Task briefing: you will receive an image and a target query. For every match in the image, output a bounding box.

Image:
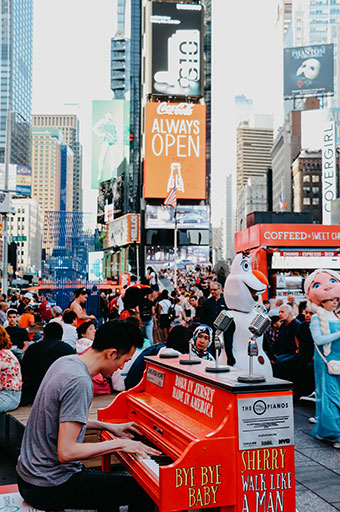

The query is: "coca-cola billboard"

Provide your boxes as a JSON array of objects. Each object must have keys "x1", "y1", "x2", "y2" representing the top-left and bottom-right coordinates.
[
  {"x1": 144, "y1": 102, "x2": 206, "y2": 200},
  {"x1": 147, "y1": 2, "x2": 204, "y2": 97}
]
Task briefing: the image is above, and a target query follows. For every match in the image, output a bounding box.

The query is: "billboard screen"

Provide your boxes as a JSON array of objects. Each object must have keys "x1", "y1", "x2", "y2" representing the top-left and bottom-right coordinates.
[
  {"x1": 148, "y1": 2, "x2": 203, "y2": 97},
  {"x1": 0, "y1": 164, "x2": 32, "y2": 196},
  {"x1": 145, "y1": 205, "x2": 209, "y2": 229},
  {"x1": 146, "y1": 245, "x2": 209, "y2": 268},
  {"x1": 88, "y1": 251, "x2": 104, "y2": 281},
  {"x1": 144, "y1": 102, "x2": 206, "y2": 199},
  {"x1": 284, "y1": 44, "x2": 334, "y2": 98},
  {"x1": 97, "y1": 173, "x2": 125, "y2": 225},
  {"x1": 107, "y1": 214, "x2": 141, "y2": 248},
  {"x1": 322, "y1": 121, "x2": 336, "y2": 225},
  {"x1": 91, "y1": 100, "x2": 130, "y2": 189}
]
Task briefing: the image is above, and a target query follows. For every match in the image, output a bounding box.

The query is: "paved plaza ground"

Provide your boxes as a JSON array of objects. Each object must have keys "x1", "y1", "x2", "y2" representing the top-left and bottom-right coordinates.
[{"x1": 0, "y1": 400, "x2": 340, "y2": 511}]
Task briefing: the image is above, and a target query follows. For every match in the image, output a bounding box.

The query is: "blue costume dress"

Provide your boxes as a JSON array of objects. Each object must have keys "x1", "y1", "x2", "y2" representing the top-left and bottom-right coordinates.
[{"x1": 310, "y1": 313, "x2": 340, "y2": 441}]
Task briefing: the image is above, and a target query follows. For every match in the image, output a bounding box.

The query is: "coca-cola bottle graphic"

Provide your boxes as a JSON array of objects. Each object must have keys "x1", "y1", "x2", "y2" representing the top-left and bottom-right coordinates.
[
  {"x1": 154, "y1": 29, "x2": 200, "y2": 95},
  {"x1": 167, "y1": 163, "x2": 184, "y2": 193}
]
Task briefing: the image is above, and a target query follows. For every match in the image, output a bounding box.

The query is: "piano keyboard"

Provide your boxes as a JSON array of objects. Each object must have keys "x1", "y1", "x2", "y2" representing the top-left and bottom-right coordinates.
[
  {"x1": 136, "y1": 453, "x2": 174, "y2": 480},
  {"x1": 132, "y1": 434, "x2": 173, "y2": 480}
]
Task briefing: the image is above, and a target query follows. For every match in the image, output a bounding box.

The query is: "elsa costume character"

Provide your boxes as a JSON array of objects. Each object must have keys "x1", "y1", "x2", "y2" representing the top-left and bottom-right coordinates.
[{"x1": 305, "y1": 269, "x2": 340, "y2": 448}]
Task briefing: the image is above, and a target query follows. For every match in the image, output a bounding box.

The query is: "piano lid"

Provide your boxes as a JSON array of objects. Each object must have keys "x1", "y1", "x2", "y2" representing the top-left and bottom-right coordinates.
[{"x1": 144, "y1": 356, "x2": 292, "y2": 394}]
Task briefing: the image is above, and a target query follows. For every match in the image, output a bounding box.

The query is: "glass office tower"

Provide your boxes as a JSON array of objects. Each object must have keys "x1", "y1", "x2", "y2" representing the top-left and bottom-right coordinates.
[{"x1": 0, "y1": 0, "x2": 33, "y2": 166}]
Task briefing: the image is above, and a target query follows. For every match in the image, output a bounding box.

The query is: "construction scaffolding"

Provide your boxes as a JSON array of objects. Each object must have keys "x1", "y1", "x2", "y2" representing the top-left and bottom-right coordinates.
[{"x1": 42, "y1": 212, "x2": 96, "y2": 279}]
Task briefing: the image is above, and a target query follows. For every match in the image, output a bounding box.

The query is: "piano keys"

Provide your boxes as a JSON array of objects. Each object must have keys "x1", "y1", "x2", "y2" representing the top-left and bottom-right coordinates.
[{"x1": 98, "y1": 355, "x2": 296, "y2": 512}]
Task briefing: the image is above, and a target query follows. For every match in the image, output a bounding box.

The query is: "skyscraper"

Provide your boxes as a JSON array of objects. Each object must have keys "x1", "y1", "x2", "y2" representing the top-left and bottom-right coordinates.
[
  {"x1": 32, "y1": 115, "x2": 83, "y2": 211},
  {"x1": 110, "y1": 0, "x2": 140, "y2": 214},
  {"x1": 0, "y1": 0, "x2": 33, "y2": 166},
  {"x1": 236, "y1": 121, "x2": 274, "y2": 195},
  {"x1": 31, "y1": 128, "x2": 63, "y2": 221}
]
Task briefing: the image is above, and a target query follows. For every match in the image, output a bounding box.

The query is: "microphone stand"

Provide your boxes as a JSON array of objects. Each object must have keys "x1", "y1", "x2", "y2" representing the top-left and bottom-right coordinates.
[
  {"x1": 237, "y1": 333, "x2": 266, "y2": 383},
  {"x1": 180, "y1": 338, "x2": 201, "y2": 365},
  {"x1": 206, "y1": 329, "x2": 230, "y2": 373}
]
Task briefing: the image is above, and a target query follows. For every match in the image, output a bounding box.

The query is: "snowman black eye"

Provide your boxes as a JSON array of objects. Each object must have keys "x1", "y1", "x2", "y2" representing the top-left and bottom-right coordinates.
[{"x1": 241, "y1": 260, "x2": 250, "y2": 272}]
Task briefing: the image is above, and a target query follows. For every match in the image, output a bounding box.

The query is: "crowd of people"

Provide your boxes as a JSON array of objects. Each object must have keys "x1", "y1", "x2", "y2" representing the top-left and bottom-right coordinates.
[
  {"x1": 0, "y1": 267, "x2": 323, "y2": 415},
  {"x1": 1, "y1": 264, "x2": 340, "y2": 510}
]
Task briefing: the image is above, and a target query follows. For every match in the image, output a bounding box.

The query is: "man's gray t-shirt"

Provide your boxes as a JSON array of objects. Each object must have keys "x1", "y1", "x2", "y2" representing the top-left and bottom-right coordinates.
[{"x1": 16, "y1": 355, "x2": 93, "y2": 487}]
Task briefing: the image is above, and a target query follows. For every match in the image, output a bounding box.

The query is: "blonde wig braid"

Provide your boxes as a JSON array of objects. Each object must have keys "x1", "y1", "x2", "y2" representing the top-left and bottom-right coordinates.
[{"x1": 304, "y1": 269, "x2": 340, "y2": 356}]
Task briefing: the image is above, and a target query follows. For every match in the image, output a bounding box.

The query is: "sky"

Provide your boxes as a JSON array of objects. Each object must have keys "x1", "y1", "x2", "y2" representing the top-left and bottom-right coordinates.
[{"x1": 33, "y1": 0, "x2": 284, "y2": 227}]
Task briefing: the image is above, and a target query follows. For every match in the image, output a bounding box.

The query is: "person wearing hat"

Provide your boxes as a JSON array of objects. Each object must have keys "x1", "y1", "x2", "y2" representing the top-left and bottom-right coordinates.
[
  {"x1": 18, "y1": 293, "x2": 33, "y2": 316},
  {"x1": 191, "y1": 325, "x2": 215, "y2": 361}
]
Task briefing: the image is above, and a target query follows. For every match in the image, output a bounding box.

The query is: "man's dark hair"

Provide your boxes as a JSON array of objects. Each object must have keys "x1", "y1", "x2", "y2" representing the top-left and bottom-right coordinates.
[
  {"x1": 92, "y1": 319, "x2": 144, "y2": 354},
  {"x1": 43, "y1": 322, "x2": 63, "y2": 340},
  {"x1": 160, "y1": 289, "x2": 169, "y2": 300},
  {"x1": 166, "y1": 325, "x2": 191, "y2": 353},
  {"x1": 74, "y1": 288, "x2": 88, "y2": 298},
  {"x1": 298, "y1": 300, "x2": 307, "y2": 316},
  {"x1": 7, "y1": 308, "x2": 18, "y2": 316},
  {"x1": 62, "y1": 310, "x2": 77, "y2": 324},
  {"x1": 77, "y1": 320, "x2": 95, "y2": 338}
]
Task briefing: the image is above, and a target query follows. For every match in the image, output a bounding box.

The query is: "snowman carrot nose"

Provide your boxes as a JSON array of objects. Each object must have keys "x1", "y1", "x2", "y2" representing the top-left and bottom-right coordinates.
[{"x1": 253, "y1": 270, "x2": 269, "y2": 286}]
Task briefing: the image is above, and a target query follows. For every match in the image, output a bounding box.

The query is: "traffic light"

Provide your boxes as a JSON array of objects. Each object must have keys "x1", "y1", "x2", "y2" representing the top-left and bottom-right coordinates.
[{"x1": 8, "y1": 242, "x2": 17, "y2": 274}]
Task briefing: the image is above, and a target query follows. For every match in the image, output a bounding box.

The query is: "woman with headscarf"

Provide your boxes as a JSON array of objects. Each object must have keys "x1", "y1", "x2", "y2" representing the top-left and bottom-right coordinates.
[
  {"x1": 191, "y1": 325, "x2": 215, "y2": 361},
  {"x1": 304, "y1": 268, "x2": 340, "y2": 448}
]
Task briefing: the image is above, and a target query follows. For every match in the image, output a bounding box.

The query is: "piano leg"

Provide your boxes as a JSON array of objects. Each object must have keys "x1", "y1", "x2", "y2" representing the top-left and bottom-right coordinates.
[{"x1": 101, "y1": 453, "x2": 111, "y2": 473}]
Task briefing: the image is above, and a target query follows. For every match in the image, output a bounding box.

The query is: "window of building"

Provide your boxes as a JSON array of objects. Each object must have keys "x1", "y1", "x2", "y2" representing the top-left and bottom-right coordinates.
[
  {"x1": 303, "y1": 187, "x2": 310, "y2": 193},
  {"x1": 312, "y1": 198, "x2": 320, "y2": 205},
  {"x1": 312, "y1": 187, "x2": 319, "y2": 194},
  {"x1": 303, "y1": 175, "x2": 310, "y2": 182},
  {"x1": 303, "y1": 198, "x2": 311, "y2": 205},
  {"x1": 312, "y1": 175, "x2": 320, "y2": 182}
]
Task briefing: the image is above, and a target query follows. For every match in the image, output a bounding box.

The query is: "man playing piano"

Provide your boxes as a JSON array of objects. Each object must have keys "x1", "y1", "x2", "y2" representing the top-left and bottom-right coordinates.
[{"x1": 16, "y1": 320, "x2": 160, "y2": 512}]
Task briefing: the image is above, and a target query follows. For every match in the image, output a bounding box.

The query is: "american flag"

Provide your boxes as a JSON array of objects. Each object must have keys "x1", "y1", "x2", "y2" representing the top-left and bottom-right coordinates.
[{"x1": 164, "y1": 186, "x2": 177, "y2": 208}]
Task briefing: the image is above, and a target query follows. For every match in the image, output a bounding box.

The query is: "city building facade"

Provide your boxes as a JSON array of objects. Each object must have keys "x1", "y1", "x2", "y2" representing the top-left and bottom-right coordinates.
[
  {"x1": 32, "y1": 115, "x2": 83, "y2": 211},
  {"x1": 225, "y1": 174, "x2": 234, "y2": 261},
  {"x1": 236, "y1": 176, "x2": 268, "y2": 232},
  {"x1": 271, "y1": 122, "x2": 293, "y2": 211},
  {"x1": 0, "y1": 0, "x2": 33, "y2": 167},
  {"x1": 9, "y1": 197, "x2": 42, "y2": 275},
  {"x1": 31, "y1": 128, "x2": 63, "y2": 223},
  {"x1": 236, "y1": 121, "x2": 273, "y2": 195},
  {"x1": 291, "y1": 149, "x2": 326, "y2": 223}
]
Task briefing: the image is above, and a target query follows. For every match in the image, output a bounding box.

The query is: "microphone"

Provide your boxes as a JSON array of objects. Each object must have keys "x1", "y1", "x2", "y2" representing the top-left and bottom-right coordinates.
[
  {"x1": 213, "y1": 310, "x2": 234, "y2": 335},
  {"x1": 248, "y1": 312, "x2": 271, "y2": 339},
  {"x1": 237, "y1": 312, "x2": 271, "y2": 383}
]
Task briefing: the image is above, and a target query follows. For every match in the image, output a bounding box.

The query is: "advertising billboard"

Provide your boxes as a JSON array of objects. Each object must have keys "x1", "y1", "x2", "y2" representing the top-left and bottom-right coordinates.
[
  {"x1": 107, "y1": 213, "x2": 141, "y2": 248},
  {"x1": 145, "y1": 205, "x2": 209, "y2": 229},
  {"x1": 97, "y1": 174, "x2": 125, "y2": 225},
  {"x1": 0, "y1": 164, "x2": 32, "y2": 196},
  {"x1": 284, "y1": 44, "x2": 334, "y2": 98},
  {"x1": 322, "y1": 121, "x2": 336, "y2": 225},
  {"x1": 146, "y1": 245, "x2": 209, "y2": 268},
  {"x1": 144, "y1": 102, "x2": 206, "y2": 199},
  {"x1": 91, "y1": 100, "x2": 130, "y2": 189},
  {"x1": 88, "y1": 251, "x2": 104, "y2": 281},
  {"x1": 148, "y1": 2, "x2": 203, "y2": 97}
]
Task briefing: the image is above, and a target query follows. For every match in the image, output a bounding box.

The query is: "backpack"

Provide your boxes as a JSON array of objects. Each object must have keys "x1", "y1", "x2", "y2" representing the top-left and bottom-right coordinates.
[
  {"x1": 140, "y1": 300, "x2": 152, "y2": 322},
  {"x1": 168, "y1": 305, "x2": 176, "y2": 323}
]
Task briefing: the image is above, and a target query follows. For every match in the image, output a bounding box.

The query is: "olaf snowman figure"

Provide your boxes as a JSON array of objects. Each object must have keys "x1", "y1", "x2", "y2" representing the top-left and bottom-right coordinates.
[{"x1": 223, "y1": 251, "x2": 273, "y2": 377}]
